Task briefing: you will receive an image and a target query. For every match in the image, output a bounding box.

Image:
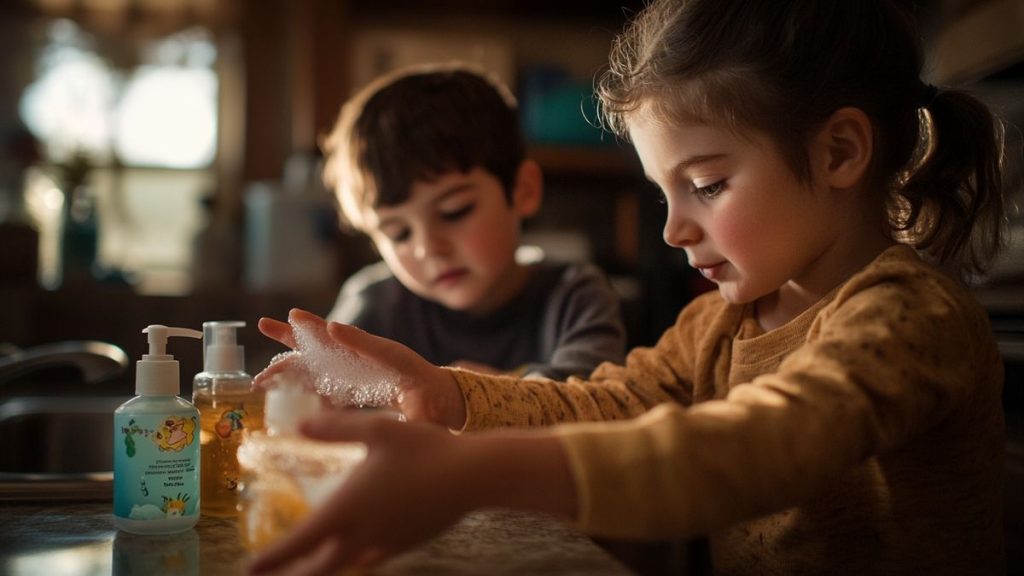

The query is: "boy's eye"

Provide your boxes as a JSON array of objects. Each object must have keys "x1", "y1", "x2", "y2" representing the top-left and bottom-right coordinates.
[
  {"x1": 385, "y1": 227, "x2": 411, "y2": 243},
  {"x1": 441, "y1": 203, "x2": 474, "y2": 221},
  {"x1": 694, "y1": 180, "x2": 725, "y2": 199}
]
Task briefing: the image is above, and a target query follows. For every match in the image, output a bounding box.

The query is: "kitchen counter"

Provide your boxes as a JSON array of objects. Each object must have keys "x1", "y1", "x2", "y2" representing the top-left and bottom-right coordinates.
[{"x1": 0, "y1": 501, "x2": 636, "y2": 575}]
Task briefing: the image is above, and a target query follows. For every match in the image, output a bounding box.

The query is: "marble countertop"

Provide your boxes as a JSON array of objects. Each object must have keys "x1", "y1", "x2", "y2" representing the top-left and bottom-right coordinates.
[{"x1": 0, "y1": 500, "x2": 636, "y2": 575}]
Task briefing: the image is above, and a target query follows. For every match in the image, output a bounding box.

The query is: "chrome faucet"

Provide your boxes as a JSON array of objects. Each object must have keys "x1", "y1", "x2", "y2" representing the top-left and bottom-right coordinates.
[{"x1": 0, "y1": 341, "x2": 129, "y2": 386}]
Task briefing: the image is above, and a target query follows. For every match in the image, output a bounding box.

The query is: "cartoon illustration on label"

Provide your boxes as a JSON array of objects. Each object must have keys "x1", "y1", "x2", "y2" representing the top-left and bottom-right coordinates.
[
  {"x1": 215, "y1": 406, "x2": 248, "y2": 439},
  {"x1": 128, "y1": 491, "x2": 193, "y2": 520},
  {"x1": 121, "y1": 419, "x2": 145, "y2": 458},
  {"x1": 154, "y1": 416, "x2": 197, "y2": 452},
  {"x1": 115, "y1": 411, "x2": 200, "y2": 523},
  {"x1": 162, "y1": 493, "x2": 191, "y2": 517}
]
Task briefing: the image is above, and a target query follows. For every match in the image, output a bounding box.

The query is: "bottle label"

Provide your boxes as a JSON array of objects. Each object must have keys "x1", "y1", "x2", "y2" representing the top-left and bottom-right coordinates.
[
  {"x1": 114, "y1": 412, "x2": 200, "y2": 521},
  {"x1": 196, "y1": 390, "x2": 265, "y2": 514},
  {"x1": 202, "y1": 403, "x2": 250, "y2": 495}
]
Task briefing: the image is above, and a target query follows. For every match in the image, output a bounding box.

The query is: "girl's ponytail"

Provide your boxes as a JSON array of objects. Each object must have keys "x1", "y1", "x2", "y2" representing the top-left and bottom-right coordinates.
[{"x1": 893, "y1": 88, "x2": 1007, "y2": 279}]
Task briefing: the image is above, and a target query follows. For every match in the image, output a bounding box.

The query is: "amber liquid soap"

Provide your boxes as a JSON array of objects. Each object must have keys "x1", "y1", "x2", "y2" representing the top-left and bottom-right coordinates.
[
  {"x1": 195, "y1": 385, "x2": 264, "y2": 516},
  {"x1": 193, "y1": 320, "x2": 263, "y2": 517}
]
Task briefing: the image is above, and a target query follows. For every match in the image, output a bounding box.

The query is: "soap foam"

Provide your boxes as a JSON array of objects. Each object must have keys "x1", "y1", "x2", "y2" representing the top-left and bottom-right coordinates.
[{"x1": 281, "y1": 320, "x2": 400, "y2": 408}]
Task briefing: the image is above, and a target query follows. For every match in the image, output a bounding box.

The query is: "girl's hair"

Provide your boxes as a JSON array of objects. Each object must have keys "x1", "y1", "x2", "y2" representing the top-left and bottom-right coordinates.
[
  {"x1": 322, "y1": 62, "x2": 524, "y2": 230},
  {"x1": 597, "y1": 0, "x2": 1007, "y2": 278}
]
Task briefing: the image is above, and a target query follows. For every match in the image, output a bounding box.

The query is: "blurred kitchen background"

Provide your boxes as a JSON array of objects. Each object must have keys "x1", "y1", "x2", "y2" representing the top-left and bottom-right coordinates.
[{"x1": 0, "y1": 0, "x2": 1020, "y2": 397}]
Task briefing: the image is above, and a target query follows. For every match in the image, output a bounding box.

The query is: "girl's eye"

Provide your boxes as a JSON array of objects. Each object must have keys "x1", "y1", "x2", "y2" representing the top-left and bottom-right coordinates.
[
  {"x1": 694, "y1": 180, "x2": 725, "y2": 199},
  {"x1": 441, "y1": 204, "x2": 474, "y2": 221}
]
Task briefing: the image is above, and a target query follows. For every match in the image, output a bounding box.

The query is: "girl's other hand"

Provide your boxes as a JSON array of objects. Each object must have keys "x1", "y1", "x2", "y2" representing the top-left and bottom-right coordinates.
[{"x1": 246, "y1": 410, "x2": 473, "y2": 575}]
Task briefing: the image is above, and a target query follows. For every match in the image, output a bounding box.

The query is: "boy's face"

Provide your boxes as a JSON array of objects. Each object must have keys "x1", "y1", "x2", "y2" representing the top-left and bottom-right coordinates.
[
  {"x1": 627, "y1": 113, "x2": 854, "y2": 307},
  {"x1": 361, "y1": 165, "x2": 536, "y2": 316}
]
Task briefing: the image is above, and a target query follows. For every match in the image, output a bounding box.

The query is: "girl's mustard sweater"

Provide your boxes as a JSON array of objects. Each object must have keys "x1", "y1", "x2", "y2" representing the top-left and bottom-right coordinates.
[{"x1": 449, "y1": 245, "x2": 1005, "y2": 575}]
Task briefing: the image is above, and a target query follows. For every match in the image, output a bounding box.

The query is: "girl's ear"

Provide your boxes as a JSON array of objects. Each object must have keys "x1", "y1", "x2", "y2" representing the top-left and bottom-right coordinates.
[
  {"x1": 814, "y1": 107, "x2": 873, "y2": 190},
  {"x1": 512, "y1": 159, "x2": 543, "y2": 217}
]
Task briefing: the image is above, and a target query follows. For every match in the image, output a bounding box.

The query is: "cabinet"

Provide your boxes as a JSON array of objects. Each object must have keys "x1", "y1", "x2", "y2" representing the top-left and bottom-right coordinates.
[{"x1": 929, "y1": 0, "x2": 1024, "y2": 84}]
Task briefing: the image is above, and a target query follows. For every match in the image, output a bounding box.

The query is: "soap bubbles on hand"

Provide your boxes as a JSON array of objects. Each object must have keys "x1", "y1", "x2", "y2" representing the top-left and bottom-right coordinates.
[{"x1": 266, "y1": 321, "x2": 401, "y2": 409}]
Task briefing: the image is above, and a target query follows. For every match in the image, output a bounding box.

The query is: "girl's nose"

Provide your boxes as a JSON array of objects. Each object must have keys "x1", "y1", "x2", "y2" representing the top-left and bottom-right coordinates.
[{"x1": 662, "y1": 209, "x2": 701, "y2": 248}]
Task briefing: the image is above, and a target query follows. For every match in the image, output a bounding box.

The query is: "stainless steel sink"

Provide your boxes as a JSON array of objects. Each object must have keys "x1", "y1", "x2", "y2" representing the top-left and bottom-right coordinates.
[
  {"x1": 0, "y1": 395, "x2": 127, "y2": 501},
  {"x1": 0, "y1": 339, "x2": 130, "y2": 500},
  {"x1": 0, "y1": 340, "x2": 129, "y2": 388}
]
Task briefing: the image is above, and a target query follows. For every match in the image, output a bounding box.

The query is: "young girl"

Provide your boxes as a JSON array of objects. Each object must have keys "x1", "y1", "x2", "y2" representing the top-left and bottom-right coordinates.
[{"x1": 249, "y1": 0, "x2": 1008, "y2": 574}]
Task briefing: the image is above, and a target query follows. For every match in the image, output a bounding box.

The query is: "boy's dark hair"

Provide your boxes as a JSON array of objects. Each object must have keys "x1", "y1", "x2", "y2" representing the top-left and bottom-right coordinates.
[
  {"x1": 322, "y1": 62, "x2": 524, "y2": 230},
  {"x1": 597, "y1": 0, "x2": 1006, "y2": 279}
]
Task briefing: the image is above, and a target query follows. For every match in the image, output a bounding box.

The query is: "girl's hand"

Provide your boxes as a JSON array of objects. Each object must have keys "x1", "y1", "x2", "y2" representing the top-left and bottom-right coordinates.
[
  {"x1": 449, "y1": 359, "x2": 505, "y2": 375},
  {"x1": 246, "y1": 409, "x2": 579, "y2": 576},
  {"x1": 253, "y1": 315, "x2": 319, "y2": 394},
  {"x1": 257, "y1": 309, "x2": 467, "y2": 429},
  {"x1": 325, "y1": 319, "x2": 467, "y2": 429},
  {"x1": 246, "y1": 410, "x2": 475, "y2": 575}
]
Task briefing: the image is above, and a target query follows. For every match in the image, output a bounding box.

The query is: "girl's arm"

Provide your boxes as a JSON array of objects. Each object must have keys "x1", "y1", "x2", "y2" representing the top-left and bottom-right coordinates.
[
  {"x1": 258, "y1": 296, "x2": 717, "y2": 432},
  {"x1": 246, "y1": 411, "x2": 576, "y2": 574},
  {"x1": 452, "y1": 292, "x2": 725, "y2": 431}
]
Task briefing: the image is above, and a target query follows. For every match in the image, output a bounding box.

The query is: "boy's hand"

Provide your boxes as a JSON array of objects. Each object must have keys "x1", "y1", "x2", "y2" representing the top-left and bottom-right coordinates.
[{"x1": 257, "y1": 309, "x2": 467, "y2": 429}]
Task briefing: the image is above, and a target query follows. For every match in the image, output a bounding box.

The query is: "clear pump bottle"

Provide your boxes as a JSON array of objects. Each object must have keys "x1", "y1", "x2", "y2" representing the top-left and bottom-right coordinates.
[
  {"x1": 236, "y1": 378, "x2": 366, "y2": 550},
  {"x1": 113, "y1": 325, "x2": 203, "y2": 535},
  {"x1": 193, "y1": 320, "x2": 264, "y2": 517}
]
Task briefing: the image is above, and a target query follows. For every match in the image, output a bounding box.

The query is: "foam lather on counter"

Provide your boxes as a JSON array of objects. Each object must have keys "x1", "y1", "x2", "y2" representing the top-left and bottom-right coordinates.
[{"x1": 274, "y1": 319, "x2": 400, "y2": 408}]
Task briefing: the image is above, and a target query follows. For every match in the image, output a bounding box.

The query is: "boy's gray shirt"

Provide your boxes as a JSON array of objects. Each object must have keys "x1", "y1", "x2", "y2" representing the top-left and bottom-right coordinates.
[{"x1": 327, "y1": 260, "x2": 626, "y2": 380}]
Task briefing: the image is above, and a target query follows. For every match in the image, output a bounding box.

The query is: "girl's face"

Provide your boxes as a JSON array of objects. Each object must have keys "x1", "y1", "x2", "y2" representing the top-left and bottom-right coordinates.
[
  {"x1": 627, "y1": 113, "x2": 855, "y2": 311},
  {"x1": 361, "y1": 166, "x2": 535, "y2": 316}
]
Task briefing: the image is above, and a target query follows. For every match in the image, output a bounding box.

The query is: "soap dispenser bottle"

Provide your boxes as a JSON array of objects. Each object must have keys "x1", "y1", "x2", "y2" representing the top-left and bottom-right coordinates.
[
  {"x1": 193, "y1": 320, "x2": 264, "y2": 517},
  {"x1": 236, "y1": 378, "x2": 367, "y2": 550},
  {"x1": 114, "y1": 325, "x2": 203, "y2": 535}
]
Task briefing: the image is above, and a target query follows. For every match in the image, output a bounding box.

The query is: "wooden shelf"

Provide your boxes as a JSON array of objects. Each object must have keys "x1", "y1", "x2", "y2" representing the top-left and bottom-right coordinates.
[
  {"x1": 930, "y1": 0, "x2": 1024, "y2": 84},
  {"x1": 348, "y1": 0, "x2": 646, "y2": 22},
  {"x1": 528, "y1": 144, "x2": 641, "y2": 177}
]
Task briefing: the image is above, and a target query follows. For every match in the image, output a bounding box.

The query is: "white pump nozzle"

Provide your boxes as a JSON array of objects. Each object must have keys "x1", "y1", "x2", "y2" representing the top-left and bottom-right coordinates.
[
  {"x1": 137, "y1": 325, "x2": 202, "y2": 395},
  {"x1": 202, "y1": 321, "x2": 246, "y2": 373}
]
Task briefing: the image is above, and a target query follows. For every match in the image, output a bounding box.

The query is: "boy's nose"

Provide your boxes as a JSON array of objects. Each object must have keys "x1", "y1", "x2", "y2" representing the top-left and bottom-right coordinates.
[{"x1": 413, "y1": 228, "x2": 451, "y2": 260}]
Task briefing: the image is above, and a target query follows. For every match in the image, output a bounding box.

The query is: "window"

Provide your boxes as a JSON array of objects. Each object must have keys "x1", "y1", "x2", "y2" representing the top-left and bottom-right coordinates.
[{"x1": 20, "y1": 19, "x2": 218, "y2": 294}]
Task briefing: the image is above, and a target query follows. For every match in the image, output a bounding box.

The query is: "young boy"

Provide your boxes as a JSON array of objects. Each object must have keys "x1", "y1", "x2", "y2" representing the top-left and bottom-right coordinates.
[{"x1": 320, "y1": 63, "x2": 626, "y2": 380}]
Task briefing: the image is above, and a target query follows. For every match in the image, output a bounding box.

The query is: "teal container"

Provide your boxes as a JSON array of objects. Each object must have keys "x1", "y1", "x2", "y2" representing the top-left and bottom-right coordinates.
[
  {"x1": 113, "y1": 325, "x2": 203, "y2": 535},
  {"x1": 113, "y1": 397, "x2": 200, "y2": 534},
  {"x1": 520, "y1": 66, "x2": 610, "y2": 147}
]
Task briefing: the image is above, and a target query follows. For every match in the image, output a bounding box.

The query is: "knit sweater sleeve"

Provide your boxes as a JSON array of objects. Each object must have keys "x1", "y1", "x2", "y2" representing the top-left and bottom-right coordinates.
[
  {"x1": 553, "y1": 251, "x2": 1001, "y2": 538},
  {"x1": 448, "y1": 291, "x2": 727, "y2": 430}
]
